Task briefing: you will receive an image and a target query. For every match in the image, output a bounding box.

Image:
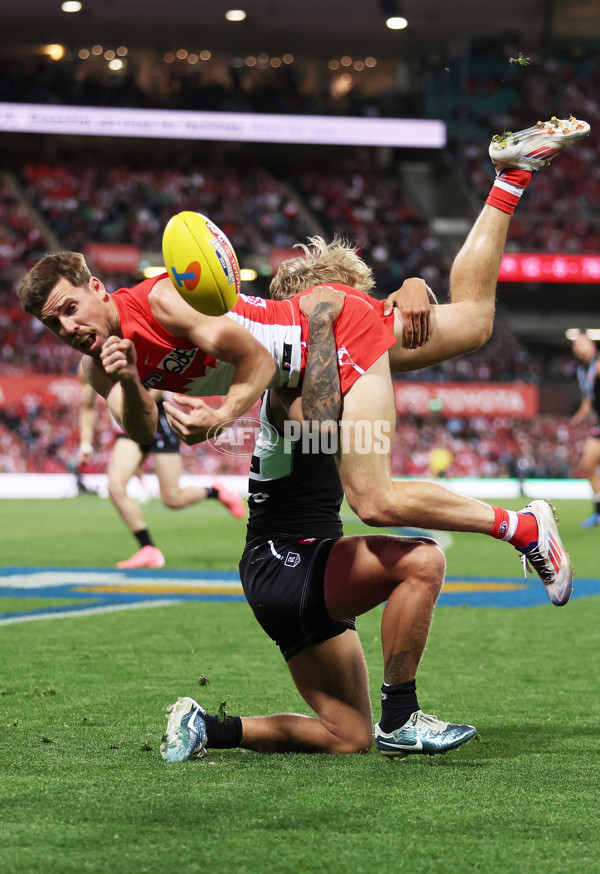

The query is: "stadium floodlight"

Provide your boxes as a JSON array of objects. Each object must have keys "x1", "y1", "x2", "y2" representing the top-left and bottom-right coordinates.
[
  {"x1": 567, "y1": 328, "x2": 600, "y2": 341},
  {"x1": 380, "y1": 0, "x2": 408, "y2": 29}
]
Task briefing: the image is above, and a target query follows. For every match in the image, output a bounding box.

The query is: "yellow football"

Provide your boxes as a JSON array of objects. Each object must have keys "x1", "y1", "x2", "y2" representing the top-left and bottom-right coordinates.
[{"x1": 162, "y1": 211, "x2": 241, "y2": 315}]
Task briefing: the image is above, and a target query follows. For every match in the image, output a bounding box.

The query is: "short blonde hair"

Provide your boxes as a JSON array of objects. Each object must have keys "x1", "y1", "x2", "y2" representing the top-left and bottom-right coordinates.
[{"x1": 270, "y1": 235, "x2": 375, "y2": 300}]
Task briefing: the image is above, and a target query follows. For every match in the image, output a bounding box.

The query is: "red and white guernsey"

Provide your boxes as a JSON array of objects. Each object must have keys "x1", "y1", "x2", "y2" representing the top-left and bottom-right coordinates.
[{"x1": 112, "y1": 275, "x2": 395, "y2": 398}]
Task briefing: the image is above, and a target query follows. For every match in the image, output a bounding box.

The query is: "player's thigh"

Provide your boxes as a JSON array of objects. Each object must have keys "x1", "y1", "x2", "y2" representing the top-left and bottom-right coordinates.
[
  {"x1": 337, "y1": 354, "x2": 396, "y2": 498},
  {"x1": 388, "y1": 301, "x2": 489, "y2": 373},
  {"x1": 580, "y1": 437, "x2": 600, "y2": 470},
  {"x1": 323, "y1": 533, "x2": 443, "y2": 620},
  {"x1": 153, "y1": 451, "x2": 183, "y2": 497},
  {"x1": 287, "y1": 629, "x2": 373, "y2": 747},
  {"x1": 107, "y1": 438, "x2": 144, "y2": 486}
]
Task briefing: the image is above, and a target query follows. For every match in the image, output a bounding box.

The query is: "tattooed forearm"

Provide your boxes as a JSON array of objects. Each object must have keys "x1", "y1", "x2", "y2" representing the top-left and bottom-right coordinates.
[{"x1": 302, "y1": 304, "x2": 341, "y2": 423}]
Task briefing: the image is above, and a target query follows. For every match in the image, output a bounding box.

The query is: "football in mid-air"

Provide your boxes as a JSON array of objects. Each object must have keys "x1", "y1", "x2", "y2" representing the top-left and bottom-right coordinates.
[{"x1": 162, "y1": 211, "x2": 241, "y2": 315}]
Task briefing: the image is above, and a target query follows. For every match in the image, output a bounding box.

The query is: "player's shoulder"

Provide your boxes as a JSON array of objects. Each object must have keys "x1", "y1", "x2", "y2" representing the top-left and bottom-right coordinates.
[
  {"x1": 147, "y1": 276, "x2": 195, "y2": 321},
  {"x1": 114, "y1": 275, "x2": 163, "y2": 320},
  {"x1": 233, "y1": 292, "x2": 287, "y2": 324},
  {"x1": 147, "y1": 275, "x2": 177, "y2": 303}
]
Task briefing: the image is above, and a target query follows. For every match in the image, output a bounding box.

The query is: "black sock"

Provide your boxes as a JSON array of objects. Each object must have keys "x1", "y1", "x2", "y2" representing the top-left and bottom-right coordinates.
[
  {"x1": 379, "y1": 680, "x2": 419, "y2": 733},
  {"x1": 134, "y1": 529, "x2": 153, "y2": 548},
  {"x1": 203, "y1": 713, "x2": 243, "y2": 749},
  {"x1": 205, "y1": 487, "x2": 218, "y2": 499}
]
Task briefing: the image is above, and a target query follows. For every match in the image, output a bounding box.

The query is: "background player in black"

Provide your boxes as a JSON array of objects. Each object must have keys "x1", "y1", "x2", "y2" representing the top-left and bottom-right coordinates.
[
  {"x1": 161, "y1": 287, "x2": 476, "y2": 761},
  {"x1": 571, "y1": 331, "x2": 600, "y2": 528},
  {"x1": 79, "y1": 367, "x2": 245, "y2": 568}
]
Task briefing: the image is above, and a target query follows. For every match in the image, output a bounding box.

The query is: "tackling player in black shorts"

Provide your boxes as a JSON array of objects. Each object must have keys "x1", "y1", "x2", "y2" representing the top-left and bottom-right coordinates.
[
  {"x1": 79, "y1": 375, "x2": 245, "y2": 568},
  {"x1": 161, "y1": 287, "x2": 477, "y2": 760}
]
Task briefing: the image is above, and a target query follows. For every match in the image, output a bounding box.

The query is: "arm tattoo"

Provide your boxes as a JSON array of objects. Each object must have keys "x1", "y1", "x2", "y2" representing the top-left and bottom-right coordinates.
[{"x1": 302, "y1": 303, "x2": 341, "y2": 423}]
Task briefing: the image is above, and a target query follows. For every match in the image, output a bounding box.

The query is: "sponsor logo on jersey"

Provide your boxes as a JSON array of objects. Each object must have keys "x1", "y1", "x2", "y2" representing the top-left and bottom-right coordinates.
[
  {"x1": 285, "y1": 552, "x2": 301, "y2": 568},
  {"x1": 143, "y1": 371, "x2": 165, "y2": 389},
  {"x1": 337, "y1": 344, "x2": 364, "y2": 374},
  {"x1": 499, "y1": 521, "x2": 508, "y2": 537},
  {"x1": 240, "y1": 294, "x2": 267, "y2": 309},
  {"x1": 158, "y1": 348, "x2": 198, "y2": 374},
  {"x1": 298, "y1": 538, "x2": 318, "y2": 544},
  {"x1": 249, "y1": 492, "x2": 270, "y2": 503}
]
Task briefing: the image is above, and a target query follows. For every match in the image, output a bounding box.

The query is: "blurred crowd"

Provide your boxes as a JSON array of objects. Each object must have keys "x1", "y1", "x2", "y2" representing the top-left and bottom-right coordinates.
[
  {"x1": 452, "y1": 44, "x2": 600, "y2": 252},
  {"x1": 391, "y1": 413, "x2": 577, "y2": 480},
  {"x1": 0, "y1": 390, "x2": 588, "y2": 480},
  {"x1": 10, "y1": 152, "x2": 448, "y2": 299}
]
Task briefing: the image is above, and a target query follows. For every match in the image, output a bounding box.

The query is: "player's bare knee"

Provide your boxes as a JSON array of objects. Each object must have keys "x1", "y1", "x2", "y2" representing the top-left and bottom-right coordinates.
[
  {"x1": 408, "y1": 542, "x2": 446, "y2": 594},
  {"x1": 332, "y1": 731, "x2": 373, "y2": 755},
  {"x1": 160, "y1": 491, "x2": 183, "y2": 509},
  {"x1": 107, "y1": 480, "x2": 126, "y2": 501},
  {"x1": 453, "y1": 305, "x2": 494, "y2": 354}
]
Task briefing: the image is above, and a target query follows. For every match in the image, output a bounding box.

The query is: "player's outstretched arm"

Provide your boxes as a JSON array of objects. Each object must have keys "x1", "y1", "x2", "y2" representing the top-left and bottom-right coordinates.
[{"x1": 150, "y1": 280, "x2": 276, "y2": 443}]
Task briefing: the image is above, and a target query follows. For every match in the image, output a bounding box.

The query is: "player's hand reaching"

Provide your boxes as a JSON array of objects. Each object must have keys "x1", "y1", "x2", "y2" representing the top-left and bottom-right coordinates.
[
  {"x1": 163, "y1": 395, "x2": 223, "y2": 445},
  {"x1": 100, "y1": 336, "x2": 140, "y2": 383},
  {"x1": 298, "y1": 286, "x2": 345, "y2": 321},
  {"x1": 383, "y1": 278, "x2": 435, "y2": 349}
]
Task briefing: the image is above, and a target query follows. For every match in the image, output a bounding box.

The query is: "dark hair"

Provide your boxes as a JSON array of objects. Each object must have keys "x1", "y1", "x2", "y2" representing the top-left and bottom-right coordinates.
[{"x1": 17, "y1": 252, "x2": 92, "y2": 314}]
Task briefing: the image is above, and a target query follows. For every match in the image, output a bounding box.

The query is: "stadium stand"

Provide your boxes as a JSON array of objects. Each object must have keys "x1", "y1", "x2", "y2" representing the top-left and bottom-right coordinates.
[{"x1": 1, "y1": 43, "x2": 597, "y2": 480}]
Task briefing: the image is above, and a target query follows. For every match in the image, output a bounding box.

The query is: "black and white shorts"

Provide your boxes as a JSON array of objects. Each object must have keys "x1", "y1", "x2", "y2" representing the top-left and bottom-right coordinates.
[
  {"x1": 239, "y1": 534, "x2": 356, "y2": 662},
  {"x1": 115, "y1": 410, "x2": 179, "y2": 455}
]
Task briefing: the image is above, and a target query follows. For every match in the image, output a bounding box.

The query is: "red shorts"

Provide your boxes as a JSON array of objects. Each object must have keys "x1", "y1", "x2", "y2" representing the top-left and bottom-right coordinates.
[{"x1": 294, "y1": 284, "x2": 396, "y2": 395}]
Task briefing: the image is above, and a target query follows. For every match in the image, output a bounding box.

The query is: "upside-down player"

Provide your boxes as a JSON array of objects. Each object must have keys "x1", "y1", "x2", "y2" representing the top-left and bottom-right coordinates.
[{"x1": 17, "y1": 117, "x2": 589, "y2": 605}]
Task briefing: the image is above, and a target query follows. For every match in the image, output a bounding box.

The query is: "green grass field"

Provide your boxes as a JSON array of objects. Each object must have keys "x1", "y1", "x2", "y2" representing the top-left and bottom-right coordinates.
[{"x1": 1, "y1": 494, "x2": 599, "y2": 874}]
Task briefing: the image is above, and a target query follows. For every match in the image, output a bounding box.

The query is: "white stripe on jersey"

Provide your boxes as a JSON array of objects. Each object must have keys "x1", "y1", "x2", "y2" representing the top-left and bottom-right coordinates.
[
  {"x1": 178, "y1": 359, "x2": 237, "y2": 397},
  {"x1": 249, "y1": 394, "x2": 295, "y2": 482},
  {"x1": 226, "y1": 306, "x2": 302, "y2": 389}
]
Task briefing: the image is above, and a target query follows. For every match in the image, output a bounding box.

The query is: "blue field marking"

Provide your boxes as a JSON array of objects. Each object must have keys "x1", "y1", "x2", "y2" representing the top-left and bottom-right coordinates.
[
  {"x1": 438, "y1": 576, "x2": 599, "y2": 607},
  {"x1": 0, "y1": 567, "x2": 245, "y2": 625},
  {"x1": 0, "y1": 567, "x2": 598, "y2": 624}
]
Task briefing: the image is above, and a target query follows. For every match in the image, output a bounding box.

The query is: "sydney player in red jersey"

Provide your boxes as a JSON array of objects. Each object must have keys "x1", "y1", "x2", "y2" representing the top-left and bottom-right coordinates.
[{"x1": 18, "y1": 116, "x2": 588, "y2": 604}]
